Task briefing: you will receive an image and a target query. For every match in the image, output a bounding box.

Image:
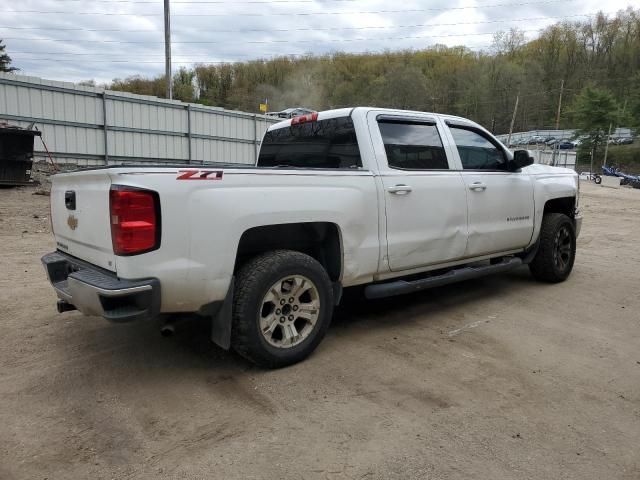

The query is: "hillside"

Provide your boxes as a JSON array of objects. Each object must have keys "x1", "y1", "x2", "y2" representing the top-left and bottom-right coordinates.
[{"x1": 108, "y1": 9, "x2": 640, "y2": 136}]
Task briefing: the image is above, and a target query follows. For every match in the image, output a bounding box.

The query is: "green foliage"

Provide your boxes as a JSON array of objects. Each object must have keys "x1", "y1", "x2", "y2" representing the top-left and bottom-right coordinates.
[
  {"x1": 0, "y1": 39, "x2": 18, "y2": 73},
  {"x1": 173, "y1": 67, "x2": 196, "y2": 103},
  {"x1": 105, "y1": 8, "x2": 640, "y2": 134},
  {"x1": 569, "y1": 87, "x2": 620, "y2": 162},
  {"x1": 577, "y1": 143, "x2": 640, "y2": 174},
  {"x1": 110, "y1": 75, "x2": 166, "y2": 97},
  {"x1": 605, "y1": 143, "x2": 640, "y2": 173},
  {"x1": 627, "y1": 74, "x2": 640, "y2": 133},
  {"x1": 571, "y1": 87, "x2": 619, "y2": 135}
]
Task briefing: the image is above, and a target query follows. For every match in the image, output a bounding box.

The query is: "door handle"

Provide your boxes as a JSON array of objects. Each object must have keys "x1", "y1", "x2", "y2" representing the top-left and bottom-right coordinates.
[
  {"x1": 469, "y1": 182, "x2": 487, "y2": 191},
  {"x1": 387, "y1": 184, "x2": 413, "y2": 195}
]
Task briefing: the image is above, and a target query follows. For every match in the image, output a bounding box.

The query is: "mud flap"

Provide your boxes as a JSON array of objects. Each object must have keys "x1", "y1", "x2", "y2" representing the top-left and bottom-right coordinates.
[{"x1": 210, "y1": 277, "x2": 234, "y2": 350}]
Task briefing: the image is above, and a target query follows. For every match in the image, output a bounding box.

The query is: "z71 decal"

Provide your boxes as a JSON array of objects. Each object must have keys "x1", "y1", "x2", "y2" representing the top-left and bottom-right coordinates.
[{"x1": 177, "y1": 170, "x2": 223, "y2": 180}]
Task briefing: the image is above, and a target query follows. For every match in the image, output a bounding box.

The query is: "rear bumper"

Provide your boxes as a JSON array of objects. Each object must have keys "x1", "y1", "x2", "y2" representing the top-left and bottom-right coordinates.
[{"x1": 41, "y1": 251, "x2": 160, "y2": 322}]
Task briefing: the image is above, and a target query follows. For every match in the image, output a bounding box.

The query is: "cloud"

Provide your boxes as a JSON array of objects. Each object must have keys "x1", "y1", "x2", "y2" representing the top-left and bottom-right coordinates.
[{"x1": 1, "y1": 0, "x2": 634, "y2": 84}]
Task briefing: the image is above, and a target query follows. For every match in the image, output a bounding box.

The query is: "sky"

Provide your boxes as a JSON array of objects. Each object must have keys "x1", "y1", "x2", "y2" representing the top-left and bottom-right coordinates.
[{"x1": 1, "y1": 0, "x2": 635, "y2": 84}]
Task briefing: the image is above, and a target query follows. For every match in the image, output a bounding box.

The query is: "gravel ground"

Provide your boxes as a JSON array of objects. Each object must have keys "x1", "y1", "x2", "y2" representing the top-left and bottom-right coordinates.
[{"x1": 0, "y1": 181, "x2": 638, "y2": 480}]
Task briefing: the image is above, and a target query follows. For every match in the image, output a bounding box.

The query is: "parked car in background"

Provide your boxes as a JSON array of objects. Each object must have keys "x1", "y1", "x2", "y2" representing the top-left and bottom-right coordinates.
[
  {"x1": 528, "y1": 135, "x2": 545, "y2": 144},
  {"x1": 615, "y1": 137, "x2": 634, "y2": 145},
  {"x1": 558, "y1": 141, "x2": 575, "y2": 150},
  {"x1": 545, "y1": 137, "x2": 557, "y2": 146}
]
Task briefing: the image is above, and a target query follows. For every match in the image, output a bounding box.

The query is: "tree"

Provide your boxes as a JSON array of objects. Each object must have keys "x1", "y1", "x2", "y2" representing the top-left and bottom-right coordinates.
[
  {"x1": 173, "y1": 67, "x2": 196, "y2": 102},
  {"x1": 104, "y1": 9, "x2": 639, "y2": 131},
  {"x1": 0, "y1": 39, "x2": 18, "y2": 73},
  {"x1": 628, "y1": 74, "x2": 640, "y2": 134},
  {"x1": 371, "y1": 65, "x2": 429, "y2": 110},
  {"x1": 570, "y1": 87, "x2": 619, "y2": 170}
]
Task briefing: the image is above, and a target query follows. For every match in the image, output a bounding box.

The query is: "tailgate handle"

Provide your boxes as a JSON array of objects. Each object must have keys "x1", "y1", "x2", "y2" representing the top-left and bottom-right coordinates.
[{"x1": 64, "y1": 191, "x2": 76, "y2": 210}]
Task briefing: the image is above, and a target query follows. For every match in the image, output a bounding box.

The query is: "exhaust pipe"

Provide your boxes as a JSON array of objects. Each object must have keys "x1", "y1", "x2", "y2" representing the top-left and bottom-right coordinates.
[
  {"x1": 160, "y1": 323, "x2": 175, "y2": 337},
  {"x1": 57, "y1": 300, "x2": 77, "y2": 313},
  {"x1": 159, "y1": 314, "x2": 192, "y2": 337}
]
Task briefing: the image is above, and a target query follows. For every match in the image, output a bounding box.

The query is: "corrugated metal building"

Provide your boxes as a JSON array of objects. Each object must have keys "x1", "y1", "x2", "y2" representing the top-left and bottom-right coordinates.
[{"x1": 0, "y1": 73, "x2": 278, "y2": 167}]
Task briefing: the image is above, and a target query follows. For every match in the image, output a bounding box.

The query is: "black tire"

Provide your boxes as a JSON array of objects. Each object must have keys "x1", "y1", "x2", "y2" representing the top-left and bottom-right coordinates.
[
  {"x1": 594, "y1": 175, "x2": 602, "y2": 184},
  {"x1": 529, "y1": 213, "x2": 576, "y2": 283},
  {"x1": 231, "y1": 250, "x2": 334, "y2": 368}
]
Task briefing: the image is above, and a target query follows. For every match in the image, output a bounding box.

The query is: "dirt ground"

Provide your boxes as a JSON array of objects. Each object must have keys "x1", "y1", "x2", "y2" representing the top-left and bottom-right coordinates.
[{"x1": 0, "y1": 181, "x2": 638, "y2": 480}]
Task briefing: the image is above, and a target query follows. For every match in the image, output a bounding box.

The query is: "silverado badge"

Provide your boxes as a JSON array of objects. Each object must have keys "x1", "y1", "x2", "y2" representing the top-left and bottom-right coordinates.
[{"x1": 67, "y1": 215, "x2": 78, "y2": 231}]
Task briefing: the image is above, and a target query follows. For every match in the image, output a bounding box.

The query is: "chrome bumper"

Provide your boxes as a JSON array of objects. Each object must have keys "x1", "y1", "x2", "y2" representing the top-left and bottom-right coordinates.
[{"x1": 41, "y1": 251, "x2": 160, "y2": 322}]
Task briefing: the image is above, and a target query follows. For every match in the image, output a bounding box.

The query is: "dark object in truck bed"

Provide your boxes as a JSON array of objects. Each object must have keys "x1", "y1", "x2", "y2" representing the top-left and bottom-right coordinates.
[{"x1": 0, "y1": 123, "x2": 42, "y2": 186}]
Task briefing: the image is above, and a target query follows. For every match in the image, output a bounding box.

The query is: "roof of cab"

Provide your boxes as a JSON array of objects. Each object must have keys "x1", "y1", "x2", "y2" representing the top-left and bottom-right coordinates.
[
  {"x1": 266, "y1": 106, "x2": 481, "y2": 131},
  {"x1": 267, "y1": 108, "x2": 354, "y2": 131}
]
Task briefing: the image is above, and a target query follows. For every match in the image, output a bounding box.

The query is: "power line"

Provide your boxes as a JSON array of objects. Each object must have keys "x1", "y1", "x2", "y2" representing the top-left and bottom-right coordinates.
[
  {"x1": 5, "y1": 47, "x2": 491, "y2": 56},
  {"x1": 4, "y1": 0, "x2": 581, "y2": 16},
  {"x1": 1, "y1": 29, "x2": 541, "y2": 45},
  {"x1": 9, "y1": 58, "x2": 233, "y2": 64},
  {"x1": 9, "y1": 47, "x2": 500, "y2": 64},
  {"x1": 19, "y1": 0, "x2": 373, "y2": 2},
  {"x1": 0, "y1": 12, "x2": 606, "y2": 34}
]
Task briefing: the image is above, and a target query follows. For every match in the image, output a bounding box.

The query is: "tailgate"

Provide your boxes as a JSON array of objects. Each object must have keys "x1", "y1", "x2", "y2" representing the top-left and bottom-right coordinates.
[{"x1": 50, "y1": 170, "x2": 116, "y2": 272}]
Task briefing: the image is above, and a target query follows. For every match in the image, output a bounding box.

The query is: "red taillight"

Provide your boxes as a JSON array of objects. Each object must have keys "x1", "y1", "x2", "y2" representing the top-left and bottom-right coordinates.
[
  {"x1": 109, "y1": 187, "x2": 160, "y2": 255},
  {"x1": 291, "y1": 112, "x2": 318, "y2": 125}
]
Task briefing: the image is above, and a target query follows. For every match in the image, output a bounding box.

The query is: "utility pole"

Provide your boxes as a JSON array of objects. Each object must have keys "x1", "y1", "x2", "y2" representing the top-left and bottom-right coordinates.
[
  {"x1": 164, "y1": 0, "x2": 172, "y2": 99},
  {"x1": 555, "y1": 79, "x2": 564, "y2": 130},
  {"x1": 506, "y1": 92, "x2": 519, "y2": 147}
]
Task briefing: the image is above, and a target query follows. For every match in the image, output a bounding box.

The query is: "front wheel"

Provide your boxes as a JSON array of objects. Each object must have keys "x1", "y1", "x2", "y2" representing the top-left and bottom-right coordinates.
[
  {"x1": 231, "y1": 250, "x2": 334, "y2": 368},
  {"x1": 529, "y1": 213, "x2": 576, "y2": 283}
]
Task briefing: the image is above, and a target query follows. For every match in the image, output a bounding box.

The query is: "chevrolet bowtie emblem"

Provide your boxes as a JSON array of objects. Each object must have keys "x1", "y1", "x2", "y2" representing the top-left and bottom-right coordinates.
[{"x1": 67, "y1": 215, "x2": 78, "y2": 231}]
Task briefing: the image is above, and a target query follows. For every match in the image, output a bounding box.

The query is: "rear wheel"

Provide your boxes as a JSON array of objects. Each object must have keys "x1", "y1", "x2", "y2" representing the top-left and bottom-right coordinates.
[
  {"x1": 529, "y1": 213, "x2": 576, "y2": 283},
  {"x1": 231, "y1": 250, "x2": 333, "y2": 368}
]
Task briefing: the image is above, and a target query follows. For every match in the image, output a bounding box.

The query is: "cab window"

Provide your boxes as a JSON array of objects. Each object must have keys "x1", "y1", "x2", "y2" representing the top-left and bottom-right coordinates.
[
  {"x1": 378, "y1": 120, "x2": 449, "y2": 170},
  {"x1": 258, "y1": 116, "x2": 361, "y2": 169},
  {"x1": 449, "y1": 126, "x2": 507, "y2": 170}
]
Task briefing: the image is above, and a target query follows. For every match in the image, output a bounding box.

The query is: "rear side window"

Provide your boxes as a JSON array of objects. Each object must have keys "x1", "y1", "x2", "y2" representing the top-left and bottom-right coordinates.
[
  {"x1": 449, "y1": 126, "x2": 507, "y2": 170},
  {"x1": 378, "y1": 121, "x2": 448, "y2": 170},
  {"x1": 258, "y1": 116, "x2": 361, "y2": 169}
]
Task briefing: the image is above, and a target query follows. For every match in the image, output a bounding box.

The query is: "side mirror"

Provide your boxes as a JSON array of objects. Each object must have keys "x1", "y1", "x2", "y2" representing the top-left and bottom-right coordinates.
[{"x1": 510, "y1": 149, "x2": 535, "y2": 170}]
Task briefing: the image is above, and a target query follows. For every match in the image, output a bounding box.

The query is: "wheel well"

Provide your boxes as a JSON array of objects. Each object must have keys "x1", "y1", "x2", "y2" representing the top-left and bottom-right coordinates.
[
  {"x1": 543, "y1": 197, "x2": 575, "y2": 218},
  {"x1": 235, "y1": 222, "x2": 342, "y2": 281}
]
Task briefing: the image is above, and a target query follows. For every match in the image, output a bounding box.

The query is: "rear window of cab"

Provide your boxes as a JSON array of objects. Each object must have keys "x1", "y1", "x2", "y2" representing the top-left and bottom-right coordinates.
[{"x1": 258, "y1": 117, "x2": 362, "y2": 169}]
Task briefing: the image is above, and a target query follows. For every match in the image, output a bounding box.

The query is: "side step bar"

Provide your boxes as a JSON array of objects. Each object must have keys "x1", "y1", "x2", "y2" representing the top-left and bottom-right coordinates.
[{"x1": 364, "y1": 257, "x2": 523, "y2": 299}]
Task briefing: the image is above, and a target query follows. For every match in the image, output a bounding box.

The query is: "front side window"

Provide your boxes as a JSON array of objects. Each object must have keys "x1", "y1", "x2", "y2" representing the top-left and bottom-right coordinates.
[
  {"x1": 378, "y1": 121, "x2": 449, "y2": 170},
  {"x1": 449, "y1": 126, "x2": 506, "y2": 170},
  {"x1": 258, "y1": 116, "x2": 361, "y2": 169}
]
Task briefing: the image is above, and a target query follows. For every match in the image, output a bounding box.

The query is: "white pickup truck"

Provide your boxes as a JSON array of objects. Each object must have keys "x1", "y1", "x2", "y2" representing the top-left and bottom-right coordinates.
[{"x1": 42, "y1": 107, "x2": 581, "y2": 367}]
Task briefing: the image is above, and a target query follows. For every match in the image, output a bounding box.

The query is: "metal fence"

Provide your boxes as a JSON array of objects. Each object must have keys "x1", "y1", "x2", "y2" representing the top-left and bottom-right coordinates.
[
  {"x1": 496, "y1": 128, "x2": 633, "y2": 146},
  {"x1": 528, "y1": 149, "x2": 576, "y2": 169},
  {"x1": 0, "y1": 73, "x2": 278, "y2": 167}
]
